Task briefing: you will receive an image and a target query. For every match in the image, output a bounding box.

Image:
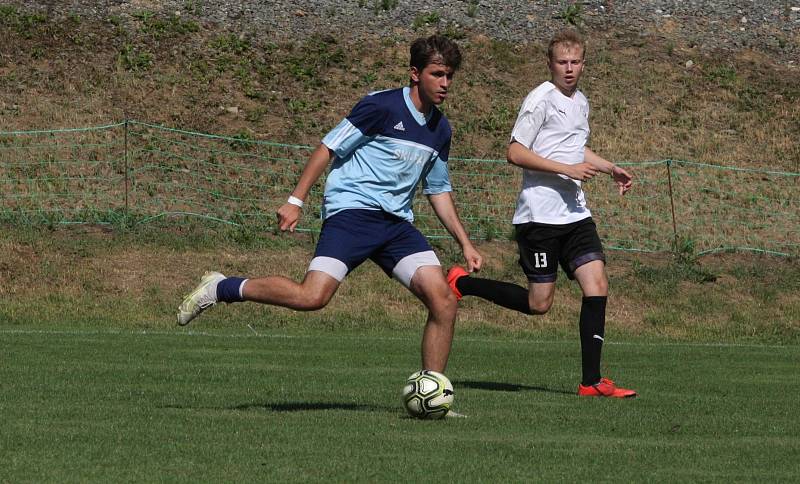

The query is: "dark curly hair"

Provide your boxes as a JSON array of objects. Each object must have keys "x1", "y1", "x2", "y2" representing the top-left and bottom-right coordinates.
[{"x1": 410, "y1": 35, "x2": 462, "y2": 72}]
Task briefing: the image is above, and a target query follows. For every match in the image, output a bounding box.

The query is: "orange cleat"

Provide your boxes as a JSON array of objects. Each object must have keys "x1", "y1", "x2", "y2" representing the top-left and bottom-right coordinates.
[
  {"x1": 578, "y1": 378, "x2": 637, "y2": 398},
  {"x1": 446, "y1": 266, "x2": 469, "y2": 301}
]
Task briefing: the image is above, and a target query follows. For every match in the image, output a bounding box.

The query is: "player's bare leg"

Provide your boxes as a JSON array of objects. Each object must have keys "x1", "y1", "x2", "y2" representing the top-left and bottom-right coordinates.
[
  {"x1": 527, "y1": 281, "x2": 556, "y2": 315},
  {"x1": 242, "y1": 270, "x2": 340, "y2": 311},
  {"x1": 573, "y1": 260, "x2": 608, "y2": 297},
  {"x1": 408, "y1": 265, "x2": 458, "y2": 373},
  {"x1": 177, "y1": 270, "x2": 340, "y2": 326}
]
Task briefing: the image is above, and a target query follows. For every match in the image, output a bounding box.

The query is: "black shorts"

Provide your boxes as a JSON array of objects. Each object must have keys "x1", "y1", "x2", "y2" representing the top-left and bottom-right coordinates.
[{"x1": 514, "y1": 217, "x2": 605, "y2": 283}]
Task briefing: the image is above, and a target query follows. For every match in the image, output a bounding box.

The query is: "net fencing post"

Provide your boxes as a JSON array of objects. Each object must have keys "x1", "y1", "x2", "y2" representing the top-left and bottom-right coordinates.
[
  {"x1": 124, "y1": 119, "x2": 130, "y2": 220},
  {"x1": 666, "y1": 159, "x2": 678, "y2": 253}
]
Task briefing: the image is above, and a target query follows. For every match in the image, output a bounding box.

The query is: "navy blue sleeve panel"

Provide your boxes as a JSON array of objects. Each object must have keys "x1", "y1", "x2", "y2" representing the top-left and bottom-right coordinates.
[
  {"x1": 426, "y1": 108, "x2": 451, "y2": 162},
  {"x1": 345, "y1": 93, "x2": 390, "y2": 137},
  {"x1": 438, "y1": 133, "x2": 451, "y2": 163}
]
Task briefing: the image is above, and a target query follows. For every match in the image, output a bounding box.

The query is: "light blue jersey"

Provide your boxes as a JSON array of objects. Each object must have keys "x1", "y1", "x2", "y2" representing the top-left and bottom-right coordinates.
[{"x1": 320, "y1": 87, "x2": 452, "y2": 222}]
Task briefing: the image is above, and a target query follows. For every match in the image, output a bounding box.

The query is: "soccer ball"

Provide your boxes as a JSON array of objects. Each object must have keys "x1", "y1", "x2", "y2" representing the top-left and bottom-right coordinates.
[{"x1": 402, "y1": 370, "x2": 454, "y2": 419}]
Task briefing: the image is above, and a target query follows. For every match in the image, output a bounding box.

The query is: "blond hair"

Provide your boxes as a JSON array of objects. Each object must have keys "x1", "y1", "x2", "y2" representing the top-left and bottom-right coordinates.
[{"x1": 547, "y1": 29, "x2": 585, "y2": 60}]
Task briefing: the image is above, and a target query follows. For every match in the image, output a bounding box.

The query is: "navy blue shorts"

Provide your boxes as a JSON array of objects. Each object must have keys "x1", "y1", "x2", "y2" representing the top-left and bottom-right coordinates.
[{"x1": 309, "y1": 209, "x2": 440, "y2": 286}]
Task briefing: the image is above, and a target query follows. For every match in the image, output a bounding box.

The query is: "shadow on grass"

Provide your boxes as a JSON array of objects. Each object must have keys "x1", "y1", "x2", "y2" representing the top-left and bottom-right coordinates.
[
  {"x1": 163, "y1": 401, "x2": 396, "y2": 412},
  {"x1": 229, "y1": 401, "x2": 396, "y2": 412},
  {"x1": 454, "y1": 380, "x2": 574, "y2": 395},
  {"x1": 230, "y1": 402, "x2": 458, "y2": 420},
  {"x1": 162, "y1": 382, "x2": 573, "y2": 415}
]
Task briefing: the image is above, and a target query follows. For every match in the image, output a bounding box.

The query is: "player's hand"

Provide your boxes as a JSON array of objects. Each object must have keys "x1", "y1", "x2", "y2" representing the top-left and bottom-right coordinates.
[
  {"x1": 565, "y1": 162, "x2": 598, "y2": 182},
  {"x1": 611, "y1": 165, "x2": 633, "y2": 195},
  {"x1": 462, "y1": 244, "x2": 483, "y2": 273},
  {"x1": 276, "y1": 203, "x2": 302, "y2": 232}
]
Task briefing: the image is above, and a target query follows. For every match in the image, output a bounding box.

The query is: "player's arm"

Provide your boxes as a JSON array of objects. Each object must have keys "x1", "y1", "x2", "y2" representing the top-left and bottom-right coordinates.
[
  {"x1": 584, "y1": 147, "x2": 633, "y2": 195},
  {"x1": 507, "y1": 141, "x2": 598, "y2": 182},
  {"x1": 427, "y1": 192, "x2": 483, "y2": 272},
  {"x1": 507, "y1": 99, "x2": 597, "y2": 181},
  {"x1": 277, "y1": 93, "x2": 384, "y2": 231},
  {"x1": 422, "y1": 143, "x2": 483, "y2": 272},
  {"x1": 277, "y1": 143, "x2": 334, "y2": 232}
]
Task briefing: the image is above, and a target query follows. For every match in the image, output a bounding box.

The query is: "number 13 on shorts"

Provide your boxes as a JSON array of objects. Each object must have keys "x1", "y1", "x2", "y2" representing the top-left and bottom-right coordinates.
[{"x1": 534, "y1": 252, "x2": 548, "y2": 268}]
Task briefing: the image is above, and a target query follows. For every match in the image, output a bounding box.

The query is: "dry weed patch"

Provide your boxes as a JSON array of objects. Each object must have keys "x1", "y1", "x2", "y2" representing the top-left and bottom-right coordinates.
[{"x1": 2, "y1": 228, "x2": 796, "y2": 342}]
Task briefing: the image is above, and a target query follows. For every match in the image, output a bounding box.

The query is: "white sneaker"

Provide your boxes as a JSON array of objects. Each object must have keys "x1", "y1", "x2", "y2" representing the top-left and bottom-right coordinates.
[{"x1": 177, "y1": 271, "x2": 226, "y2": 326}]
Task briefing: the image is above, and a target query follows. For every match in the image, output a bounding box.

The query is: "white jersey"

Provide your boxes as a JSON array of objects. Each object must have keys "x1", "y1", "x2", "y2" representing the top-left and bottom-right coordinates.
[{"x1": 509, "y1": 81, "x2": 592, "y2": 225}]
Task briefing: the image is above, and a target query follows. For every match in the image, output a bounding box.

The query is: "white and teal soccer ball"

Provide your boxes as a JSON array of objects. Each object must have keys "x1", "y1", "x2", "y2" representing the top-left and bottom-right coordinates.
[{"x1": 402, "y1": 370, "x2": 454, "y2": 420}]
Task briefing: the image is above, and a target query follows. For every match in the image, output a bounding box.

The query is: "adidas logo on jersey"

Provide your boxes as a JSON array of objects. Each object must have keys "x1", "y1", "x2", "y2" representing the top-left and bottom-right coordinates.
[{"x1": 393, "y1": 121, "x2": 405, "y2": 131}]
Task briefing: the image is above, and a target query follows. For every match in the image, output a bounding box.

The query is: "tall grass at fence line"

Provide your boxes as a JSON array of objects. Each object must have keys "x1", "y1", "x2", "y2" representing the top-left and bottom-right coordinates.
[
  {"x1": 666, "y1": 161, "x2": 799, "y2": 256},
  {"x1": 0, "y1": 121, "x2": 798, "y2": 257},
  {"x1": 0, "y1": 124, "x2": 127, "y2": 225},
  {"x1": 126, "y1": 121, "x2": 317, "y2": 231}
]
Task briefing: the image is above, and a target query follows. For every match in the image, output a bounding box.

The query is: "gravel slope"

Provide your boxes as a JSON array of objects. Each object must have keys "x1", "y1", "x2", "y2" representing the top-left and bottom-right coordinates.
[{"x1": 13, "y1": 0, "x2": 800, "y2": 60}]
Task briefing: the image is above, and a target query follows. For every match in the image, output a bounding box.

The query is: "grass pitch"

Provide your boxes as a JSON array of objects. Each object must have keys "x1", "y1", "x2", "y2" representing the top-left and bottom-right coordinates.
[{"x1": 2, "y1": 327, "x2": 797, "y2": 482}]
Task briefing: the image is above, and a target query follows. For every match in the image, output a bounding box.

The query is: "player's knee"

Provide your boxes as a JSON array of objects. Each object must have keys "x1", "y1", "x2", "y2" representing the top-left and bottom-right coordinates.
[
  {"x1": 439, "y1": 287, "x2": 458, "y2": 313},
  {"x1": 529, "y1": 295, "x2": 554, "y2": 315},
  {"x1": 582, "y1": 276, "x2": 608, "y2": 297},
  {"x1": 299, "y1": 291, "x2": 333, "y2": 311},
  {"x1": 428, "y1": 284, "x2": 458, "y2": 317},
  {"x1": 596, "y1": 278, "x2": 608, "y2": 295},
  {"x1": 529, "y1": 300, "x2": 552, "y2": 315}
]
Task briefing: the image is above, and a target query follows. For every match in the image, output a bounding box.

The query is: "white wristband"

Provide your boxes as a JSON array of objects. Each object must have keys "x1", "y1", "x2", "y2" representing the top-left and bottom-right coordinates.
[{"x1": 287, "y1": 196, "x2": 304, "y2": 208}]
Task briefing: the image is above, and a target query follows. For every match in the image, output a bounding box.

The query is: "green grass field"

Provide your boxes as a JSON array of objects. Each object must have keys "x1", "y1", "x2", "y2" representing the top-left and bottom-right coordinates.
[
  {"x1": 1, "y1": 4, "x2": 798, "y2": 482},
  {"x1": 3, "y1": 326, "x2": 798, "y2": 482}
]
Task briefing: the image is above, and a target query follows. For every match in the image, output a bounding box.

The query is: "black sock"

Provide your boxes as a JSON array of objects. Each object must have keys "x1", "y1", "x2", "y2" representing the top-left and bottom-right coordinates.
[
  {"x1": 456, "y1": 276, "x2": 532, "y2": 315},
  {"x1": 579, "y1": 296, "x2": 607, "y2": 386}
]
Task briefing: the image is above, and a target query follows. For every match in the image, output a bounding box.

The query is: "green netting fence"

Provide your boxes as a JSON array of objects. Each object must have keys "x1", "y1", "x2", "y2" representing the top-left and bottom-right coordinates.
[{"x1": 1, "y1": 121, "x2": 798, "y2": 256}]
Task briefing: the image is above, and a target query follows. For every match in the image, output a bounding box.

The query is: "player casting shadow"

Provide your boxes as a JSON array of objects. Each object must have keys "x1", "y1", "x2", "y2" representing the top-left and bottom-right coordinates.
[{"x1": 454, "y1": 380, "x2": 574, "y2": 395}]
